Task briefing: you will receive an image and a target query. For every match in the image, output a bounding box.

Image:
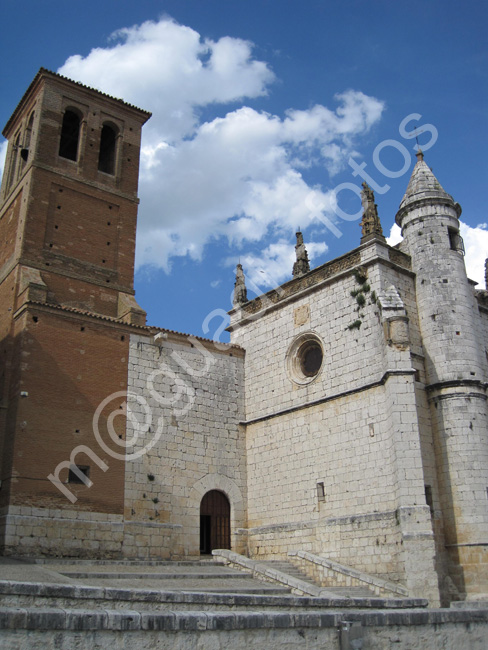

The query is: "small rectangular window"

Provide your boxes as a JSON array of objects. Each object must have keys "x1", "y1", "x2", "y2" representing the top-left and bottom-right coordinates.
[
  {"x1": 68, "y1": 465, "x2": 90, "y2": 484},
  {"x1": 425, "y1": 485, "x2": 434, "y2": 516},
  {"x1": 448, "y1": 227, "x2": 465, "y2": 255},
  {"x1": 317, "y1": 482, "x2": 325, "y2": 502}
]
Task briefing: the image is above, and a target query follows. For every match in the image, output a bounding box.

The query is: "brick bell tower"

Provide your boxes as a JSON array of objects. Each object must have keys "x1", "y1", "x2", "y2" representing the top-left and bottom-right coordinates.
[{"x1": 0, "y1": 69, "x2": 151, "y2": 557}]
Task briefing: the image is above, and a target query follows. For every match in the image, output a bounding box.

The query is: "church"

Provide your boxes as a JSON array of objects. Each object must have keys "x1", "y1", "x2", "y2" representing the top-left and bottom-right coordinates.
[{"x1": 0, "y1": 69, "x2": 487, "y2": 608}]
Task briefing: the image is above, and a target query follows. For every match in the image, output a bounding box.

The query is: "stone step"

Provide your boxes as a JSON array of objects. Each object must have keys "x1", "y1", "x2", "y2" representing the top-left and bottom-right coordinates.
[
  {"x1": 260, "y1": 562, "x2": 315, "y2": 583},
  {"x1": 25, "y1": 558, "x2": 210, "y2": 566},
  {"x1": 320, "y1": 586, "x2": 377, "y2": 597},
  {"x1": 266, "y1": 567, "x2": 376, "y2": 596},
  {"x1": 260, "y1": 559, "x2": 376, "y2": 598},
  {"x1": 43, "y1": 561, "x2": 293, "y2": 595},
  {"x1": 0, "y1": 556, "x2": 413, "y2": 609},
  {"x1": 59, "y1": 578, "x2": 290, "y2": 594},
  {"x1": 0, "y1": 580, "x2": 428, "y2": 613},
  {"x1": 1, "y1": 604, "x2": 479, "y2": 649},
  {"x1": 60, "y1": 571, "x2": 252, "y2": 579},
  {"x1": 0, "y1": 558, "x2": 291, "y2": 596}
]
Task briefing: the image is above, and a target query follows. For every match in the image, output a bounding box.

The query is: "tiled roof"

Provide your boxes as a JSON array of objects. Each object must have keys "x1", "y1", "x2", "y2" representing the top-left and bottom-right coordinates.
[
  {"x1": 27, "y1": 300, "x2": 151, "y2": 329},
  {"x1": 39, "y1": 68, "x2": 152, "y2": 116},
  {"x1": 3, "y1": 68, "x2": 151, "y2": 136},
  {"x1": 26, "y1": 300, "x2": 241, "y2": 349}
]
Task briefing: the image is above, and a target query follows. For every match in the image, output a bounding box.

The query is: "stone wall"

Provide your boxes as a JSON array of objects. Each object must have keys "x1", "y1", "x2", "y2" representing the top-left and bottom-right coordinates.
[
  {"x1": 230, "y1": 240, "x2": 440, "y2": 602},
  {"x1": 0, "y1": 506, "x2": 124, "y2": 558},
  {"x1": 247, "y1": 510, "x2": 404, "y2": 581},
  {"x1": 123, "y1": 331, "x2": 246, "y2": 558},
  {"x1": 1, "y1": 607, "x2": 487, "y2": 650},
  {"x1": 288, "y1": 550, "x2": 410, "y2": 597}
]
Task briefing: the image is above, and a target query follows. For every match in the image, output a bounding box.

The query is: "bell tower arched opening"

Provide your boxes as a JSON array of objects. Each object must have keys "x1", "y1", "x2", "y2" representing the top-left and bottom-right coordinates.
[
  {"x1": 199, "y1": 490, "x2": 231, "y2": 554},
  {"x1": 59, "y1": 108, "x2": 82, "y2": 161}
]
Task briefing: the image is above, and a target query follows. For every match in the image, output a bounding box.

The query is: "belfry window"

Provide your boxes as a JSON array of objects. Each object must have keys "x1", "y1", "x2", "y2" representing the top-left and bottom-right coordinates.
[
  {"x1": 59, "y1": 110, "x2": 81, "y2": 161},
  {"x1": 21, "y1": 112, "x2": 34, "y2": 166},
  {"x1": 7, "y1": 133, "x2": 21, "y2": 189},
  {"x1": 98, "y1": 124, "x2": 117, "y2": 174}
]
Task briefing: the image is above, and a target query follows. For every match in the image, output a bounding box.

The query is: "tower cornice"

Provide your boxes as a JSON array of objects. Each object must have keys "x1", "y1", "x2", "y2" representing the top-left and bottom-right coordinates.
[{"x1": 3, "y1": 68, "x2": 151, "y2": 138}]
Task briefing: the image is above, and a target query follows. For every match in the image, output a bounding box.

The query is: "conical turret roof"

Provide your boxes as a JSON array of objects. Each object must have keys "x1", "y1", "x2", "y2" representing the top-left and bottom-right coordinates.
[{"x1": 396, "y1": 152, "x2": 460, "y2": 224}]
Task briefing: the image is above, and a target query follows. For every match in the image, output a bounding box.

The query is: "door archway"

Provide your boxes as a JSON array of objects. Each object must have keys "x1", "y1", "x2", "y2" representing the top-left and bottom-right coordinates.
[{"x1": 200, "y1": 490, "x2": 231, "y2": 554}]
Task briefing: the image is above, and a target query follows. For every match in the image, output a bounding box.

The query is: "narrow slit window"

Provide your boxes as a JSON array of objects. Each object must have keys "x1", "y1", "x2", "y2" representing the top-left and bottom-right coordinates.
[
  {"x1": 425, "y1": 485, "x2": 434, "y2": 516},
  {"x1": 59, "y1": 110, "x2": 81, "y2": 161},
  {"x1": 7, "y1": 133, "x2": 21, "y2": 188},
  {"x1": 317, "y1": 482, "x2": 325, "y2": 502},
  {"x1": 98, "y1": 124, "x2": 117, "y2": 174},
  {"x1": 21, "y1": 112, "x2": 34, "y2": 165}
]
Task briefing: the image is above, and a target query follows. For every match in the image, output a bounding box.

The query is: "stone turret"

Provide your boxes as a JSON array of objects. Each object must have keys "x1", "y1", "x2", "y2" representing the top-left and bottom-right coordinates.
[
  {"x1": 395, "y1": 150, "x2": 488, "y2": 600},
  {"x1": 292, "y1": 231, "x2": 310, "y2": 278},
  {"x1": 233, "y1": 263, "x2": 248, "y2": 306}
]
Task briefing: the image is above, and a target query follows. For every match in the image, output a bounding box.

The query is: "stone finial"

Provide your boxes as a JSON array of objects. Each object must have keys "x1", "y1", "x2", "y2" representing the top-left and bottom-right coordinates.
[
  {"x1": 396, "y1": 151, "x2": 460, "y2": 224},
  {"x1": 292, "y1": 231, "x2": 310, "y2": 278},
  {"x1": 485, "y1": 259, "x2": 488, "y2": 291},
  {"x1": 360, "y1": 182, "x2": 385, "y2": 243},
  {"x1": 233, "y1": 263, "x2": 248, "y2": 306}
]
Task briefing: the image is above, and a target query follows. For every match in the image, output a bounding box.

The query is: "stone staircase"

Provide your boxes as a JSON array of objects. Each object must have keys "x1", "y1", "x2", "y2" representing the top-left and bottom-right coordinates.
[
  {"x1": 213, "y1": 550, "x2": 387, "y2": 600},
  {"x1": 43, "y1": 558, "x2": 291, "y2": 595},
  {"x1": 0, "y1": 555, "x2": 424, "y2": 612},
  {"x1": 260, "y1": 559, "x2": 376, "y2": 599},
  {"x1": 2, "y1": 556, "x2": 485, "y2": 649}
]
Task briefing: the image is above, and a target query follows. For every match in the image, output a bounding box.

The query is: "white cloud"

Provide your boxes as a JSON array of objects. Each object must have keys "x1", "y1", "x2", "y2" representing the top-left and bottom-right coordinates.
[
  {"x1": 460, "y1": 222, "x2": 488, "y2": 287},
  {"x1": 386, "y1": 223, "x2": 402, "y2": 247},
  {"x1": 235, "y1": 239, "x2": 328, "y2": 292},
  {"x1": 56, "y1": 17, "x2": 385, "y2": 273},
  {"x1": 59, "y1": 18, "x2": 275, "y2": 143},
  {"x1": 387, "y1": 221, "x2": 487, "y2": 288},
  {"x1": 0, "y1": 141, "x2": 7, "y2": 181}
]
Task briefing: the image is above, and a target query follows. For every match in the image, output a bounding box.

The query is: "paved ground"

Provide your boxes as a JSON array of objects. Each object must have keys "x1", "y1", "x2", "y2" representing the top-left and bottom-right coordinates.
[{"x1": 0, "y1": 557, "x2": 76, "y2": 584}]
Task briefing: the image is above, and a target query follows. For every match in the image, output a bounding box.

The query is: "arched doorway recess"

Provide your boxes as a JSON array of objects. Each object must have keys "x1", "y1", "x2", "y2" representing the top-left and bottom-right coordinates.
[{"x1": 200, "y1": 490, "x2": 231, "y2": 554}]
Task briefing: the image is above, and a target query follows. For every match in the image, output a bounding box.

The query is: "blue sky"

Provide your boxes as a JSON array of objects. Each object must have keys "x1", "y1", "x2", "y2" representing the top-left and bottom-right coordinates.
[{"x1": 1, "y1": 0, "x2": 487, "y2": 340}]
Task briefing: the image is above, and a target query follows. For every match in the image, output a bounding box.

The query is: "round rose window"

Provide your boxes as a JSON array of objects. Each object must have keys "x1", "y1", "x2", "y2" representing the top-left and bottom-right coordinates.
[{"x1": 286, "y1": 333, "x2": 324, "y2": 385}]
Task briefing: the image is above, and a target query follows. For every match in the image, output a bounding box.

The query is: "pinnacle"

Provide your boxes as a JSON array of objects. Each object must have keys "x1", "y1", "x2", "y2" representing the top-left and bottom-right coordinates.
[{"x1": 292, "y1": 230, "x2": 310, "y2": 278}]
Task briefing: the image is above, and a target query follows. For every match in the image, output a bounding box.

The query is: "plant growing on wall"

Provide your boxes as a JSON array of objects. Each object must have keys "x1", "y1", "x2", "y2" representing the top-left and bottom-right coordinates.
[{"x1": 347, "y1": 266, "x2": 372, "y2": 331}]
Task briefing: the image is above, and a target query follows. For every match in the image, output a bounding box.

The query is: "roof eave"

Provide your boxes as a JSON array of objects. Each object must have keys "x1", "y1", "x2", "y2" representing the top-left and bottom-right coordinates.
[{"x1": 3, "y1": 68, "x2": 152, "y2": 138}]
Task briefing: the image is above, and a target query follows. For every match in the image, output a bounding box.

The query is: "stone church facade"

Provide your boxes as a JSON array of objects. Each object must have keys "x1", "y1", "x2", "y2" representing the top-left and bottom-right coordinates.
[{"x1": 1, "y1": 70, "x2": 487, "y2": 607}]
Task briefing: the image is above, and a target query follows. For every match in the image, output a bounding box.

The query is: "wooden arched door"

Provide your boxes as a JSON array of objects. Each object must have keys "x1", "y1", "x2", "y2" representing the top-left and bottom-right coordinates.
[{"x1": 200, "y1": 490, "x2": 231, "y2": 554}]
